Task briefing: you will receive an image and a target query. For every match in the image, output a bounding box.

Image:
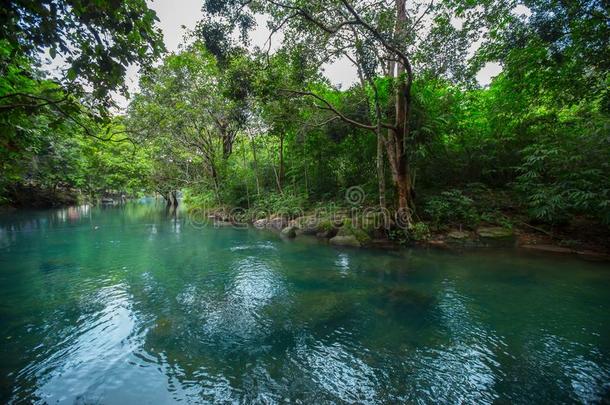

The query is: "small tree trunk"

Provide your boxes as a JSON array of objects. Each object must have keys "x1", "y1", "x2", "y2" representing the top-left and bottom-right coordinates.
[
  {"x1": 376, "y1": 133, "x2": 386, "y2": 209},
  {"x1": 209, "y1": 164, "x2": 221, "y2": 204},
  {"x1": 272, "y1": 164, "x2": 283, "y2": 194},
  {"x1": 241, "y1": 144, "x2": 250, "y2": 208},
  {"x1": 278, "y1": 134, "x2": 285, "y2": 188},
  {"x1": 250, "y1": 136, "x2": 261, "y2": 196}
]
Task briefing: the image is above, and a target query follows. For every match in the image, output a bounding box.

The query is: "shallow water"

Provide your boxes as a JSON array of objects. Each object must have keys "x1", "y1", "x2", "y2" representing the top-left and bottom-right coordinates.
[{"x1": 0, "y1": 202, "x2": 609, "y2": 404}]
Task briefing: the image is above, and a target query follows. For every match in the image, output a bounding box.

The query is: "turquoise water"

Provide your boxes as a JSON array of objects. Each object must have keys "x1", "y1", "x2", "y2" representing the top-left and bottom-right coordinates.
[{"x1": 0, "y1": 203, "x2": 609, "y2": 404}]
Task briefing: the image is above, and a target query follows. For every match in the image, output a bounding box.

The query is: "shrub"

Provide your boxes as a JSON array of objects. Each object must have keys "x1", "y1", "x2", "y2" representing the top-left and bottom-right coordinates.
[
  {"x1": 252, "y1": 192, "x2": 307, "y2": 218},
  {"x1": 183, "y1": 189, "x2": 217, "y2": 209},
  {"x1": 423, "y1": 189, "x2": 479, "y2": 228},
  {"x1": 515, "y1": 126, "x2": 610, "y2": 225},
  {"x1": 409, "y1": 222, "x2": 431, "y2": 241}
]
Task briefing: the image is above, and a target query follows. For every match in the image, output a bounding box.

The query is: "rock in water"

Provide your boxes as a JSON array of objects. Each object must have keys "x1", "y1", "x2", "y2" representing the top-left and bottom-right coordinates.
[
  {"x1": 253, "y1": 218, "x2": 268, "y2": 229},
  {"x1": 281, "y1": 226, "x2": 298, "y2": 238}
]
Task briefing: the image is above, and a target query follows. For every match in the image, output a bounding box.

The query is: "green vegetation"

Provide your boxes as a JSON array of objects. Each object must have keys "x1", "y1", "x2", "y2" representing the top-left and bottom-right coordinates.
[{"x1": 1, "y1": 0, "x2": 608, "y2": 248}]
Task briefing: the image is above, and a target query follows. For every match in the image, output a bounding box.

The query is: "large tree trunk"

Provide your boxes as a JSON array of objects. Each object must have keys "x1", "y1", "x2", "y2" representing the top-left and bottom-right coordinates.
[
  {"x1": 385, "y1": 126, "x2": 414, "y2": 224},
  {"x1": 389, "y1": 0, "x2": 414, "y2": 223}
]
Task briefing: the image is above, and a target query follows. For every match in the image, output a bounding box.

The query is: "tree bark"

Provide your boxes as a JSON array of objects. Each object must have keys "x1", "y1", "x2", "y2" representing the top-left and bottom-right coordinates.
[
  {"x1": 376, "y1": 131, "x2": 386, "y2": 209},
  {"x1": 209, "y1": 164, "x2": 221, "y2": 204},
  {"x1": 278, "y1": 134, "x2": 285, "y2": 188},
  {"x1": 250, "y1": 136, "x2": 261, "y2": 196},
  {"x1": 388, "y1": 0, "x2": 414, "y2": 222}
]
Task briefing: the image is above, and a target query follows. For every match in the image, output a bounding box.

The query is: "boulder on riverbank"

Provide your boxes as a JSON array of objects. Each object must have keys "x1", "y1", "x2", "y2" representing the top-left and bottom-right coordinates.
[
  {"x1": 293, "y1": 216, "x2": 322, "y2": 235},
  {"x1": 281, "y1": 226, "x2": 298, "y2": 238},
  {"x1": 254, "y1": 216, "x2": 288, "y2": 231},
  {"x1": 447, "y1": 230, "x2": 470, "y2": 240},
  {"x1": 477, "y1": 226, "x2": 514, "y2": 239},
  {"x1": 328, "y1": 222, "x2": 372, "y2": 247},
  {"x1": 329, "y1": 235, "x2": 361, "y2": 247}
]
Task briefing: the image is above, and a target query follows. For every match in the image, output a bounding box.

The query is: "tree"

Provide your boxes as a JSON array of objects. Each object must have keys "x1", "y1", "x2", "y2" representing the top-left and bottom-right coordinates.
[
  {"x1": 1, "y1": 1, "x2": 164, "y2": 202},
  {"x1": 128, "y1": 42, "x2": 256, "y2": 203},
  {"x1": 0, "y1": 0, "x2": 164, "y2": 112},
  {"x1": 199, "y1": 0, "x2": 508, "y2": 223}
]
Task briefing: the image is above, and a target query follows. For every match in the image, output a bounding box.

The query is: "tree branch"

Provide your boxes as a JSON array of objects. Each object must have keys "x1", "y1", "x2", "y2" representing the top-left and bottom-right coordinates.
[{"x1": 281, "y1": 89, "x2": 395, "y2": 131}]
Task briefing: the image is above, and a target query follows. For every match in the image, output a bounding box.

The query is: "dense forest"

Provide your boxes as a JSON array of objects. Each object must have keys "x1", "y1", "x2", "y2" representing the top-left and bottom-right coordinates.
[{"x1": 1, "y1": 0, "x2": 609, "y2": 250}]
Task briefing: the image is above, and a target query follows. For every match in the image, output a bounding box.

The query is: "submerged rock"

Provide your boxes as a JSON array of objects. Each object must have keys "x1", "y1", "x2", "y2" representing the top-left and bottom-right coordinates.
[{"x1": 329, "y1": 235, "x2": 361, "y2": 247}]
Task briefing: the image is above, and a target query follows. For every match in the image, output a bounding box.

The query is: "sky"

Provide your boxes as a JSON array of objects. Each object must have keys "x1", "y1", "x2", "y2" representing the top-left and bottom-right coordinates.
[{"x1": 121, "y1": 0, "x2": 516, "y2": 106}]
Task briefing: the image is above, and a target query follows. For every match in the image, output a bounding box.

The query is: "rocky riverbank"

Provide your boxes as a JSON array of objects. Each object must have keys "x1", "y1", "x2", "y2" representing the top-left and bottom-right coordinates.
[{"x1": 204, "y1": 211, "x2": 610, "y2": 260}]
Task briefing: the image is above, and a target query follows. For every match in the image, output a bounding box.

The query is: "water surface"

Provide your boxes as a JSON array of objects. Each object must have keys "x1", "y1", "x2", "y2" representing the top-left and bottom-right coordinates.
[{"x1": 0, "y1": 203, "x2": 609, "y2": 403}]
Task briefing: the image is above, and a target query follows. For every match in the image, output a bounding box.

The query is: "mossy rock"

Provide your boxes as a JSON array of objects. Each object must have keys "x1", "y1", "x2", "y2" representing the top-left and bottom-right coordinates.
[
  {"x1": 477, "y1": 226, "x2": 514, "y2": 239},
  {"x1": 329, "y1": 235, "x2": 361, "y2": 247},
  {"x1": 447, "y1": 230, "x2": 470, "y2": 240},
  {"x1": 337, "y1": 225, "x2": 371, "y2": 244},
  {"x1": 316, "y1": 227, "x2": 338, "y2": 239}
]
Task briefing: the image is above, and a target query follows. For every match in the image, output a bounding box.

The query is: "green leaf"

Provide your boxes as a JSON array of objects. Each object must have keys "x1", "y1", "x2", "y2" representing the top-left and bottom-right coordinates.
[{"x1": 67, "y1": 68, "x2": 77, "y2": 81}]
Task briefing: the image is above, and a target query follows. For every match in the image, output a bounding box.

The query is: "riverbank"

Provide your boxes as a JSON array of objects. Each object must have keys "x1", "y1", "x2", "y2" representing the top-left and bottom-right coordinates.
[
  {"x1": 199, "y1": 208, "x2": 610, "y2": 261},
  {"x1": 0, "y1": 184, "x2": 144, "y2": 209},
  {"x1": 2, "y1": 184, "x2": 81, "y2": 208}
]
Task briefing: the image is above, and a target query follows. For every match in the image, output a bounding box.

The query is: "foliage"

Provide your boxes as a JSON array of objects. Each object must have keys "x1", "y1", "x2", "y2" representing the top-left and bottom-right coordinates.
[
  {"x1": 0, "y1": 0, "x2": 164, "y2": 109},
  {"x1": 424, "y1": 190, "x2": 479, "y2": 228},
  {"x1": 516, "y1": 119, "x2": 610, "y2": 225},
  {"x1": 1, "y1": 1, "x2": 163, "y2": 203},
  {"x1": 250, "y1": 192, "x2": 308, "y2": 218},
  {"x1": 1, "y1": 0, "x2": 608, "y2": 242},
  {"x1": 183, "y1": 188, "x2": 217, "y2": 209},
  {"x1": 408, "y1": 222, "x2": 431, "y2": 242}
]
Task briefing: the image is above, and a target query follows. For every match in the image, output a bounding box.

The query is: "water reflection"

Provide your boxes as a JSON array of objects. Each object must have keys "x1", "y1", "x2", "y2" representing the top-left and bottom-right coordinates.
[
  {"x1": 15, "y1": 284, "x2": 139, "y2": 403},
  {"x1": 335, "y1": 253, "x2": 350, "y2": 276},
  {"x1": 291, "y1": 334, "x2": 381, "y2": 403},
  {"x1": 195, "y1": 256, "x2": 286, "y2": 346},
  {"x1": 522, "y1": 334, "x2": 610, "y2": 403},
  {"x1": 403, "y1": 282, "x2": 503, "y2": 404}
]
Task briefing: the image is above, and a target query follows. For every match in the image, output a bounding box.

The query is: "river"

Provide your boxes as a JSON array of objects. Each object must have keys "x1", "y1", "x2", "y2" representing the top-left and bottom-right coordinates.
[{"x1": 0, "y1": 202, "x2": 609, "y2": 403}]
